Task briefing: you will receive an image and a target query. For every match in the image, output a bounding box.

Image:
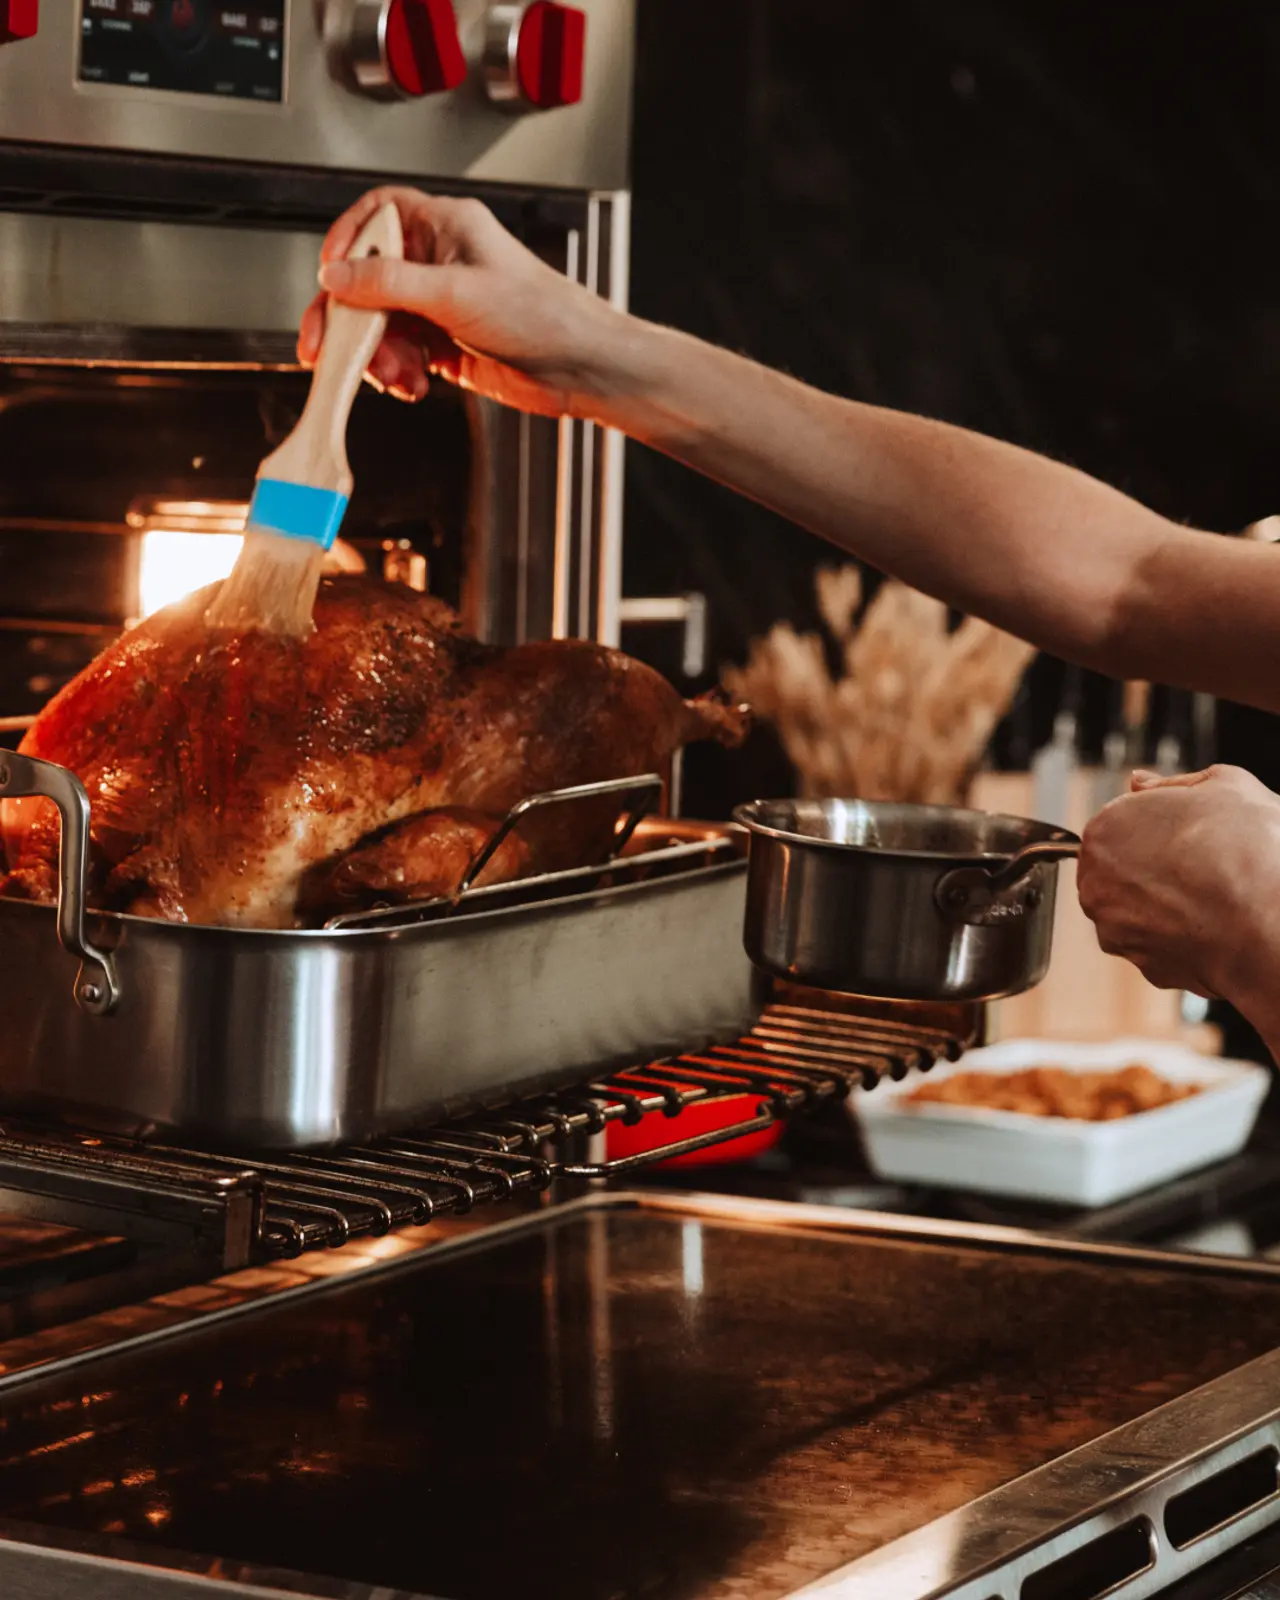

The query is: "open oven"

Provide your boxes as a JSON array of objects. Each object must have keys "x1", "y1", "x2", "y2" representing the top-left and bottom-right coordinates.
[
  {"x1": 0, "y1": 0, "x2": 634, "y2": 693},
  {"x1": 0, "y1": 2, "x2": 846, "y2": 1178},
  {"x1": 0, "y1": 0, "x2": 755, "y2": 1147},
  {"x1": 0, "y1": 0, "x2": 871, "y2": 1271}
]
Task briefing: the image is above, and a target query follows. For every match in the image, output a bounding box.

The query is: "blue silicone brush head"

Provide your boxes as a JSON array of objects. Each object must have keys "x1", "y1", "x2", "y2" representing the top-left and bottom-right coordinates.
[
  {"x1": 245, "y1": 478, "x2": 350, "y2": 550},
  {"x1": 205, "y1": 479, "x2": 351, "y2": 634}
]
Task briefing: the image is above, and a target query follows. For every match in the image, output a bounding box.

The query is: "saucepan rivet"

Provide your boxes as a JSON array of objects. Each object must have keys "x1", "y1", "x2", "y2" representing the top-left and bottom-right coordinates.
[{"x1": 78, "y1": 983, "x2": 101, "y2": 1006}]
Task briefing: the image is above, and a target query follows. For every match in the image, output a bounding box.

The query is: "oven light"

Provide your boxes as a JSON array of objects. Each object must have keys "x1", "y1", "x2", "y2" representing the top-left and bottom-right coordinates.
[
  {"x1": 127, "y1": 498, "x2": 367, "y2": 619},
  {"x1": 138, "y1": 530, "x2": 245, "y2": 618}
]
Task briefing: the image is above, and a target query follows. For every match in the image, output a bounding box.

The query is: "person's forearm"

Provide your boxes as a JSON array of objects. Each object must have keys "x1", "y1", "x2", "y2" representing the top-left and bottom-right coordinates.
[{"x1": 583, "y1": 315, "x2": 1280, "y2": 709}]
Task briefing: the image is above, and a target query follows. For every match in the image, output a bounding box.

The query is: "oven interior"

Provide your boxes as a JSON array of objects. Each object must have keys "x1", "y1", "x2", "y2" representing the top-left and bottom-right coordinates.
[{"x1": 0, "y1": 364, "x2": 475, "y2": 726}]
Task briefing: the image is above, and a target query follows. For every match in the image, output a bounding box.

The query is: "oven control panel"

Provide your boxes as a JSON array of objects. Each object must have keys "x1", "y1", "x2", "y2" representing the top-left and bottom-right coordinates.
[
  {"x1": 79, "y1": 1, "x2": 285, "y2": 103},
  {"x1": 0, "y1": 0, "x2": 632, "y2": 194}
]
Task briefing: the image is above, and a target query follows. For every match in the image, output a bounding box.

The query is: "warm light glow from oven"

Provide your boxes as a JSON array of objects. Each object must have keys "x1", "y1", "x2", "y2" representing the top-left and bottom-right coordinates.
[
  {"x1": 138, "y1": 530, "x2": 245, "y2": 618},
  {"x1": 128, "y1": 497, "x2": 367, "y2": 618}
]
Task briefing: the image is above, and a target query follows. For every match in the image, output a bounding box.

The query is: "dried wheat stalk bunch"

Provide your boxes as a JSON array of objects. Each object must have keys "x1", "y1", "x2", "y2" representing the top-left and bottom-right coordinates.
[{"x1": 724, "y1": 567, "x2": 1033, "y2": 804}]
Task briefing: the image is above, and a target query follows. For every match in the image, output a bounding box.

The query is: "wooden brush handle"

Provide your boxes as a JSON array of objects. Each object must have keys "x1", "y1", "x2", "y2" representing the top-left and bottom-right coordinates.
[{"x1": 260, "y1": 201, "x2": 405, "y2": 495}]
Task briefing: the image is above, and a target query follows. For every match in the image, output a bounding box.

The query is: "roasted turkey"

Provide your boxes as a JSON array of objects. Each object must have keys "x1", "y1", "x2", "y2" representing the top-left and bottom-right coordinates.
[{"x1": 1, "y1": 576, "x2": 748, "y2": 928}]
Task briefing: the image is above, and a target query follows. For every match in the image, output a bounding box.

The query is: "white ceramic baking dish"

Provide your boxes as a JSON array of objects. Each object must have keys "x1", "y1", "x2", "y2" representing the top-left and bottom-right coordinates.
[{"x1": 852, "y1": 1036, "x2": 1271, "y2": 1207}]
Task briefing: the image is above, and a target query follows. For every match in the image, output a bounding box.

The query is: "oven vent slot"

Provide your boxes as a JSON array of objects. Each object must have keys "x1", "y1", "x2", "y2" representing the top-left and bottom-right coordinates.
[
  {"x1": 1020, "y1": 1517, "x2": 1154, "y2": 1600},
  {"x1": 41, "y1": 193, "x2": 216, "y2": 221},
  {"x1": 0, "y1": 146, "x2": 581, "y2": 239},
  {"x1": 1164, "y1": 1445, "x2": 1280, "y2": 1549}
]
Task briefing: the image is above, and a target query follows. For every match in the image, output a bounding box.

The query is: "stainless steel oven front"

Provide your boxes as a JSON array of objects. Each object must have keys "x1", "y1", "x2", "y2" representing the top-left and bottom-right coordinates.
[{"x1": 0, "y1": 0, "x2": 634, "y2": 707}]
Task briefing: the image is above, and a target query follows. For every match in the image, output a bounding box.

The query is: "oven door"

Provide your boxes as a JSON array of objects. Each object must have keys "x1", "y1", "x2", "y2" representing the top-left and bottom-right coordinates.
[{"x1": 0, "y1": 183, "x2": 626, "y2": 727}]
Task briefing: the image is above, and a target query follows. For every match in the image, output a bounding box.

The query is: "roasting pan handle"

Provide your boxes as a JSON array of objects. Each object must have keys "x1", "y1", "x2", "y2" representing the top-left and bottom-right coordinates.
[
  {"x1": 456, "y1": 774, "x2": 665, "y2": 900},
  {"x1": 0, "y1": 752, "x2": 119, "y2": 1016}
]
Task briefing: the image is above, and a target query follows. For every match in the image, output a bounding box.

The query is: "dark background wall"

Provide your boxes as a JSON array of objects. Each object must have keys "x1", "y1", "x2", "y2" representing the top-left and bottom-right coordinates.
[{"x1": 618, "y1": 0, "x2": 1280, "y2": 1054}]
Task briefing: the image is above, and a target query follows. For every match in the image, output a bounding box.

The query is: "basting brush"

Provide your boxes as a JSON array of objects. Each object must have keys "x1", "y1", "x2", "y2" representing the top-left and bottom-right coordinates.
[{"x1": 206, "y1": 201, "x2": 404, "y2": 637}]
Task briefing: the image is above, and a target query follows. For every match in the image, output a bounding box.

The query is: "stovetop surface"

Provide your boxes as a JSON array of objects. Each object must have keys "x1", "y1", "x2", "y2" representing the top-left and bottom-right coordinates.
[
  {"x1": 0, "y1": 1217, "x2": 130, "y2": 1302},
  {"x1": 2, "y1": 1201, "x2": 1280, "y2": 1599}
]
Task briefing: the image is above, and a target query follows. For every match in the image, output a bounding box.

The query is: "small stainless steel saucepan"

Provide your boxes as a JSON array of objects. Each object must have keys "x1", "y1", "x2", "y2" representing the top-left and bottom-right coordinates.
[{"x1": 732, "y1": 798, "x2": 1081, "y2": 1003}]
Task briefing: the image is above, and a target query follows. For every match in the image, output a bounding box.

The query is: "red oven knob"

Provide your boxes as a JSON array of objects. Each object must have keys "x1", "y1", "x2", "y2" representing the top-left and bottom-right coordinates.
[
  {"x1": 385, "y1": 0, "x2": 466, "y2": 95},
  {"x1": 484, "y1": 1, "x2": 586, "y2": 111},
  {"x1": 0, "y1": 0, "x2": 37, "y2": 45},
  {"x1": 339, "y1": 0, "x2": 466, "y2": 100}
]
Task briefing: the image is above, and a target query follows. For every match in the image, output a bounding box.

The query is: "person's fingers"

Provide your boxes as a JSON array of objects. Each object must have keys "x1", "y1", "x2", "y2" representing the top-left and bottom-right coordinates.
[
  {"x1": 1129, "y1": 767, "x2": 1214, "y2": 792},
  {"x1": 1131, "y1": 958, "x2": 1193, "y2": 992},
  {"x1": 322, "y1": 188, "x2": 500, "y2": 267},
  {"x1": 371, "y1": 328, "x2": 430, "y2": 401},
  {"x1": 296, "y1": 294, "x2": 327, "y2": 368},
  {"x1": 1075, "y1": 867, "x2": 1099, "y2": 918},
  {"x1": 319, "y1": 186, "x2": 407, "y2": 264},
  {"x1": 417, "y1": 316, "x2": 464, "y2": 382},
  {"x1": 307, "y1": 309, "x2": 444, "y2": 401},
  {"x1": 365, "y1": 342, "x2": 398, "y2": 396},
  {"x1": 319, "y1": 257, "x2": 463, "y2": 325},
  {"x1": 1091, "y1": 921, "x2": 1128, "y2": 956}
]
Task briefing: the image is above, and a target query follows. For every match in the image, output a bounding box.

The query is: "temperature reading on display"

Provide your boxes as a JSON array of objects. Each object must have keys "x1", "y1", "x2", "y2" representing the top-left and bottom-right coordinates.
[{"x1": 79, "y1": 0, "x2": 286, "y2": 103}]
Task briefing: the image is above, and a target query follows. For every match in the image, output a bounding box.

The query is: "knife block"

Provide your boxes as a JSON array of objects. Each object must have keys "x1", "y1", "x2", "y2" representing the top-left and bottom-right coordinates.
[{"x1": 969, "y1": 769, "x2": 1220, "y2": 1052}]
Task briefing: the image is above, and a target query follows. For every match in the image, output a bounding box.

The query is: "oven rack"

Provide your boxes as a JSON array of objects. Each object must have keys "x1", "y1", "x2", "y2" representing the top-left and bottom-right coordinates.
[{"x1": 0, "y1": 1003, "x2": 971, "y2": 1268}]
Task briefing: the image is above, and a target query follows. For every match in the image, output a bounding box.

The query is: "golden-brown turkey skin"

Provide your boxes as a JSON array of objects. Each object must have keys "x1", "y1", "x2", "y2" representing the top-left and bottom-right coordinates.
[{"x1": 2, "y1": 575, "x2": 747, "y2": 928}]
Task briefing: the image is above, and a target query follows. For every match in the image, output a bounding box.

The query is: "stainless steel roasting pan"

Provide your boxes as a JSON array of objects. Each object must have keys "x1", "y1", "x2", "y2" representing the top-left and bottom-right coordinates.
[{"x1": 0, "y1": 753, "x2": 760, "y2": 1148}]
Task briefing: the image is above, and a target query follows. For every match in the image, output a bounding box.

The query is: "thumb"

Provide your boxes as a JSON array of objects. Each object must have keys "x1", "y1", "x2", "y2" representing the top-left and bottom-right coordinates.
[
  {"x1": 319, "y1": 257, "x2": 461, "y2": 324},
  {"x1": 1129, "y1": 766, "x2": 1212, "y2": 793}
]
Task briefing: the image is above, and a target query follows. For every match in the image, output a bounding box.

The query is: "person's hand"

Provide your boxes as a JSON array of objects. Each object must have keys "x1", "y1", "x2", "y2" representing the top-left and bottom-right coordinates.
[
  {"x1": 1077, "y1": 764, "x2": 1280, "y2": 1000},
  {"x1": 297, "y1": 186, "x2": 624, "y2": 415}
]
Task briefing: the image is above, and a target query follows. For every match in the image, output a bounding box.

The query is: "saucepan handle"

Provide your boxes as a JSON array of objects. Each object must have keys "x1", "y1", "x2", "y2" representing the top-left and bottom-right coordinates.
[
  {"x1": 980, "y1": 837, "x2": 1082, "y2": 895},
  {"x1": 455, "y1": 773, "x2": 665, "y2": 900},
  {"x1": 0, "y1": 752, "x2": 119, "y2": 1015},
  {"x1": 935, "y1": 837, "x2": 1082, "y2": 921}
]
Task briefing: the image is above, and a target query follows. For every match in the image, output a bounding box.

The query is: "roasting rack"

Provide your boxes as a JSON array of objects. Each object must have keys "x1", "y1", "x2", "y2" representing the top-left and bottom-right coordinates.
[
  {"x1": 0, "y1": 1000, "x2": 974, "y2": 1270},
  {"x1": 0, "y1": 756, "x2": 730, "y2": 945},
  {"x1": 321, "y1": 772, "x2": 709, "y2": 930}
]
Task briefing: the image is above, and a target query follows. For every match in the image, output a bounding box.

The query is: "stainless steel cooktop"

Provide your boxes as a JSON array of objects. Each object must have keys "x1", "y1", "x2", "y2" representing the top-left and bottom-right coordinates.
[{"x1": 0, "y1": 1192, "x2": 1279, "y2": 1599}]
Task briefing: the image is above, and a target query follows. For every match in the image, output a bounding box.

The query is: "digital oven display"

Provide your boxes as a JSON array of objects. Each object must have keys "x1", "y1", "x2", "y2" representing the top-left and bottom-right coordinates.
[{"x1": 79, "y1": 1, "x2": 285, "y2": 103}]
